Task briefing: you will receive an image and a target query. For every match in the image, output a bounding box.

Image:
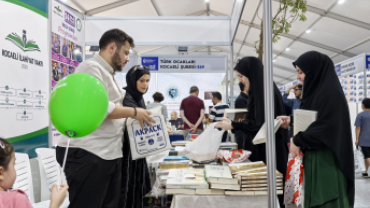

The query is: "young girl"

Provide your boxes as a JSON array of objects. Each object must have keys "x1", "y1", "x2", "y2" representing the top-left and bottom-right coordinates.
[{"x1": 0, "y1": 138, "x2": 68, "y2": 208}]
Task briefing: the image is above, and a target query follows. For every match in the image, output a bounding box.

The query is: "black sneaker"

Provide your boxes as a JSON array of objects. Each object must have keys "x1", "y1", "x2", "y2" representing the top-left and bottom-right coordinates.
[{"x1": 362, "y1": 173, "x2": 368, "y2": 178}]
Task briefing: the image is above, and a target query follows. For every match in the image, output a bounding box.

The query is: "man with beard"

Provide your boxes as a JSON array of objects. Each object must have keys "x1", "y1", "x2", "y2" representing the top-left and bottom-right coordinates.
[
  {"x1": 283, "y1": 83, "x2": 302, "y2": 139},
  {"x1": 56, "y1": 29, "x2": 155, "y2": 208}
]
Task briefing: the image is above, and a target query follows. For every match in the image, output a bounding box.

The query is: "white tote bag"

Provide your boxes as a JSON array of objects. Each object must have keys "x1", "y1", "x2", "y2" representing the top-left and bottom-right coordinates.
[
  {"x1": 182, "y1": 123, "x2": 225, "y2": 162},
  {"x1": 126, "y1": 115, "x2": 172, "y2": 160}
]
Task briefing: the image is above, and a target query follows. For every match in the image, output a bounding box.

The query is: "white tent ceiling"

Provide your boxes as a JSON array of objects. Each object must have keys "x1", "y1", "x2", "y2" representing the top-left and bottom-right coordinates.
[{"x1": 64, "y1": 0, "x2": 370, "y2": 85}]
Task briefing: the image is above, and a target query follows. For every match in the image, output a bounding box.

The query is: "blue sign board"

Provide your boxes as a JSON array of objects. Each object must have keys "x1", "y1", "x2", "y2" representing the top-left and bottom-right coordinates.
[{"x1": 141, "y1": 57, "x2": 158, "y2": 71}]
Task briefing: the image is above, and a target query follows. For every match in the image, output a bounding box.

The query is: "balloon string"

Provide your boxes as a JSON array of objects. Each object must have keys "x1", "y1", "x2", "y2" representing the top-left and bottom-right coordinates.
[{"x1": 61, "y1": 137, "x2": 71, "y2": 173}]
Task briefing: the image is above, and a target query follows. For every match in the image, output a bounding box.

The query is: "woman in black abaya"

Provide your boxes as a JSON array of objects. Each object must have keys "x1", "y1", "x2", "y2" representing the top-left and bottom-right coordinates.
[
  {"x1": 279, "y1": 51, "x2": 354, "y2": 208},
  {"x1": 216, "y1": 57, "x2": 288, "y2": 207},
  {"x1": 120, "y1": 65, "x2": 152, "y2": 208}
]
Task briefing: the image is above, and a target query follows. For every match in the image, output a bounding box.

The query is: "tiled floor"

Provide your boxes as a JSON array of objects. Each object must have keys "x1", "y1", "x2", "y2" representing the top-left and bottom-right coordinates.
[{"x1": 354, "y1": 173, "x2": 370, "y2": 208}]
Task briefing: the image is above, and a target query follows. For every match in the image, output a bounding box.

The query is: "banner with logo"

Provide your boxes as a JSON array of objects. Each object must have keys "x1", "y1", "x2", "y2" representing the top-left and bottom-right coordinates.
[
  {"x1": 51, "y1": 0, "x2": 84, "y2": 145},
  {"x1": 0, "y1": 0, "x2": 49, "y2": 157},
  {"x1": 335, "y1": 54, "x2": 367, "y2": 77},
  {"x1": 141, "y1": 55, "x2": 227, "y2": 73}
]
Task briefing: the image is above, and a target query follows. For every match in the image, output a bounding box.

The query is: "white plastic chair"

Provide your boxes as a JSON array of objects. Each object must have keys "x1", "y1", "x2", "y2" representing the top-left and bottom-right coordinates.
[
  {"x1": 35, "y1": 148, "x2": 62, "y2": 201},
  {"x1": 13, "y1": 152, "x2": 35, "y2": 204}
]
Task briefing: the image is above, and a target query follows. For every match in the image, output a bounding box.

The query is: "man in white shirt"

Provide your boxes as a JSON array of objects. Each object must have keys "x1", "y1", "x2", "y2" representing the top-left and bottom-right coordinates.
[{"x1": 56, "y1": 29, "x2": 154, "y2": 208}]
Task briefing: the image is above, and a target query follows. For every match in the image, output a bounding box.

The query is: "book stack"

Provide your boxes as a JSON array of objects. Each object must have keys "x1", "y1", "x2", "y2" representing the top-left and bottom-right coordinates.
[
  {"x1": 225, "y1": 161, "x2": 284, "y2": 196},
  {"x1": 171, "y1": 140, "x2": 191, "y2": 147},
  {"x1": 169, "y1": 146, "x2": 186, "y2": 156},
  {"x1": 204, "y1": 165, "x2": 240, "y2": 193},
  {"x1": 166, "y1": 169, "x2": 209, "y2": 195},
  {"x1": 163, "y1": 156, "x2": 188, "y2": 161},
  {"x1": 219, "y1": 142, "x2": 238, "y2": 150},
  {"x1": 237, "y1": 171, "x2": 284, "y2": 192}
]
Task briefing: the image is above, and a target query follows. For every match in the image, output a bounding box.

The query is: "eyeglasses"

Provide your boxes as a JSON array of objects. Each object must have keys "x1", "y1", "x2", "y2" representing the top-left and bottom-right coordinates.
[{"x1": 294, "y1": 88, "x2": 302, "y2": 91}]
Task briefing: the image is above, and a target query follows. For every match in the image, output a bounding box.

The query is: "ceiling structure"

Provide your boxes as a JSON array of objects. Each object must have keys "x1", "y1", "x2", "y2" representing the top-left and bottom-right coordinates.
[{"x1": 63, "y1": 0, "x2": 370, "y2": 85}]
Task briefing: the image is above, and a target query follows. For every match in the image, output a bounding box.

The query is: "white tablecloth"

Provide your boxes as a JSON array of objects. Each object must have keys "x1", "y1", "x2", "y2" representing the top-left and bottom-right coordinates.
[{"x1": 170, "y1": 195, "x2": 280, "y2": 208}]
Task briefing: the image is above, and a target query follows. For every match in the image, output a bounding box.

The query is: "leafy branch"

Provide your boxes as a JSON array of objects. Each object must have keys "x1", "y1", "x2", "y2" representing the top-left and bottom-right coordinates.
[{"x1": 255, "y1": 0, "x2": 307, "y2": 61}]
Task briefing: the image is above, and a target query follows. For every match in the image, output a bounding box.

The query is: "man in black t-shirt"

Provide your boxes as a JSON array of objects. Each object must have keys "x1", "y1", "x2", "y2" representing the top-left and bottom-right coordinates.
[{"x1": 169, "y1": 111, "x2": 184, "y2": 130}]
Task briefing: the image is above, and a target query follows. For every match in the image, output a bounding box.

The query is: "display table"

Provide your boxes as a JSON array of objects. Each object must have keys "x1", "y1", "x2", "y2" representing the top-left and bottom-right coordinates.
[{"x1": 170, "y1": 194, "x2": 280, "y2": 208}]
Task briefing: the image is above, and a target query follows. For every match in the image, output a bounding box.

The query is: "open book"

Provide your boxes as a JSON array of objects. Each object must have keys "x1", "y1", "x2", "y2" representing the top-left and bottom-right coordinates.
[
  {"x1": 223, "y1": 109, "x2": 248, "y2": 121},
  {"x1": 252, "y1": 119, "x2": 283, "y2": 145},
  {"x1": 293, "y1": 109, "x2": 318, "y2": 136}
]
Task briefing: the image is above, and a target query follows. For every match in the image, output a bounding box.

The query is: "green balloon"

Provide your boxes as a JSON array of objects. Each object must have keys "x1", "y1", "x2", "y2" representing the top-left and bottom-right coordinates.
[{"x1": 49, "y1": 73, "x2": 109, "y2": 138}]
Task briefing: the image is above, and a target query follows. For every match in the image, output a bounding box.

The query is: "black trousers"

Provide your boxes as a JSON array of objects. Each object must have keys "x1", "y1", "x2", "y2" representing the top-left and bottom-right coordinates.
[
  {"x1": 56, "y1": 147, "x2": 122, "y2": 208},
  {"x1": 234, "y1": 131, "x2": 245, "y2": 149},
  {"x1": 222, "y1": 131, "x2": 228, "y2": 142}
]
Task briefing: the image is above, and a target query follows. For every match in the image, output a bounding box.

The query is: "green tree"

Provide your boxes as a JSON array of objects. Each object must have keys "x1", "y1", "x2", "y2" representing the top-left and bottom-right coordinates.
[{"x1": 255, "y1": 0, "x2": 308, "y2": 61}]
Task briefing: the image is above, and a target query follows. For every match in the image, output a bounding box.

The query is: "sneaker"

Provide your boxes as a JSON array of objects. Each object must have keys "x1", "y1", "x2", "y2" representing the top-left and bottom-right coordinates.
[{"x1": 362, "y1": 173, "x2": 368, "y2": 178}]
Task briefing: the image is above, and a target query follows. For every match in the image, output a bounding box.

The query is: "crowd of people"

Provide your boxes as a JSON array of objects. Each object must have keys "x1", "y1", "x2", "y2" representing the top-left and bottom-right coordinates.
[{"x1": 0, "y1": 28, "x2": 361, "y2": 208}]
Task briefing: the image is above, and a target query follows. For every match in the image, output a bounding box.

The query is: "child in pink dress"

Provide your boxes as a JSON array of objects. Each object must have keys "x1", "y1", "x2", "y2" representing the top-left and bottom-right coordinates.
[{"x1": 0, "y1": 138, "x2": 68, "y2": 208}]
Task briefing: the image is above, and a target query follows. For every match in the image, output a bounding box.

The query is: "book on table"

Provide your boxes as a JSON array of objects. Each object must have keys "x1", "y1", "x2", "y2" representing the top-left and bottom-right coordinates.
[
  {"x1": 293, "y1": 109, "x2": 318, "y2": 136},
  {"x1": 163, "y1": 156, "x2": 188, "y2": 161},
  {"x1": 210, "y1": 183, "x2": 241, "y2": 191},
  {"x1": 241, "y1": 186, "x2": 284, "y2": 191},
  {"x1": 240, "y1": 179, "x2": 282, "y2": 185},
  {"x1": 219, "y1": 142, "x2": 238, "y2": 150},
  {"x1": 252, "y1": 119, "x2": 283, "y2": 145},
  {"x1": 228, "y1": 161, "x2": 266, "y2": 173},
  {"x1": 204, "y1": 165, "x2": 239, "y2": 185},
  {"x1": 166, "y1": 169, "x2": 209, "y2": 189},
  {"x1": 195, "y1": 189, "x2": 225, "y2": 195},
  {"x1": 159, "y1": 161, "x2": 189, "y2": 169},
  {"x1": 241, "y1": 182, "x2": 283, "y2": 188}
]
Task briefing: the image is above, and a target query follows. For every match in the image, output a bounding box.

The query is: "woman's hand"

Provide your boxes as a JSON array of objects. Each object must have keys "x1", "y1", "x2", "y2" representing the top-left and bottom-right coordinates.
[
  {"x1": 215, "y1": 118, "x2": 233, "y2": 131},
  {"x1": 289, "y1": 137, "x2": 300, "y2": 158},
  {"x1": 277, "y1": 116, "x2": 290, "y2": 129},
  {"x1": 136, "y1": 108, "x2": 156, "y2": 129}
]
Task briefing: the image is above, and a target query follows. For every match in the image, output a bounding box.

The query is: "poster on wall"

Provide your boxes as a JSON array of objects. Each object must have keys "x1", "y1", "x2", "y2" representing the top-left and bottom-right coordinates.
[
  {"x1": 0, "y1": 0, "x2": 49, "y2": 157},
  {"x1": 51, "y1": 0, "x2": 84, "y2": 145},
  {"x1": 156, "y1": 73, "x2": 225, "y2": 120}
]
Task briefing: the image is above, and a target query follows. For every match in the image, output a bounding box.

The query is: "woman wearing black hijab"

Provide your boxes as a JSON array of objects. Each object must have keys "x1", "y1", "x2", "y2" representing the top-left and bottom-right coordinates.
[
  {"x1": 216, "y1": 57, "x2": 288, "y2": 207},
  {"x1": 120, "y1": 65, "x2": 151, "y2": 208},
  {"x1": 279, "y1": 51, "x2": 354, "y2": 208}
]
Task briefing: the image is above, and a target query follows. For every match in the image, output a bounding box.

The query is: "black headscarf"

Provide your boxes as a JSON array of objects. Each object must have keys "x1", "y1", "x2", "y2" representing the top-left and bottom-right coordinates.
[
  {"x1": 234, "y1": 57, "x2": 286, "y2": 132},
  {"x1": 234, "y1": 57, "x2": 288, "y2": 208},
  {"x1": 124, "y1": 65, "x2": 150, "y2": 105},
  {"x1": 292, "y1": 51, "x2": 354, "y2": 205}
]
